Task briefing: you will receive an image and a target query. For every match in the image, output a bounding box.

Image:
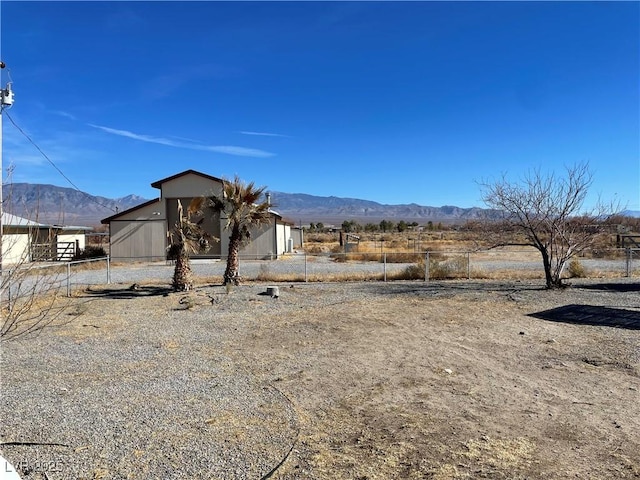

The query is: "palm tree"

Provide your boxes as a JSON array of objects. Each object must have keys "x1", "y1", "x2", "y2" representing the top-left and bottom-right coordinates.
[
  {"x1": 167, "y1": 198, "x2": 217, "y2": 291},
  {"x1": 208, "y1": 176, "x2": 272, "y2": 285}
]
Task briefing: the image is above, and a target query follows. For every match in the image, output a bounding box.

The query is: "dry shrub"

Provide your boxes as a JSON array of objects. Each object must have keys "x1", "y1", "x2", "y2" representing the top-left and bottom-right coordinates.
[
  {"x1": 305, "y1": 243, "x2": 339, "y2": 254},
  {"x1": 305, "y1": 272, "x2": 383, "y2": 282},
  {"x1": 388, "y1": 263, "x2": 426, "y2": 280},
  {"x1": 429, "y1": 255, "x2": 469, "y2": 280},
  {"x1": 306, "y1": 233, "x2": 337, "y2": 243},
  {"x1": 566, "y1": 259, "x2": 587, "y2": 278},
  {"x1": 469, "y1": 269, "x2": 544, "y2": 281},
  {"x1": 256, "y1": 263, "x2": 271, "y2": 281},
  {"x1": 333, "y1": 251, "x2": 382, "y2": 263}
]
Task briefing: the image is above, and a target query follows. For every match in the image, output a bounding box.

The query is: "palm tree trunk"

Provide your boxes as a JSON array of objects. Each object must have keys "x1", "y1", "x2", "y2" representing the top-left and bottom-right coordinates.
[
  {"x1": 224, "y1": 224, "x2": 242, "y2": 285},
  {"x1": 173, "y1": 250, "x2": 193, "y2": 291}
]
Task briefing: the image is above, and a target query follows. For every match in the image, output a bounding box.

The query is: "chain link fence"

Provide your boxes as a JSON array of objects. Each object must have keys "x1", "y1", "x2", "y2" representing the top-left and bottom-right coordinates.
[{"x1": 1, "y1": 249, "x2": 638, "y2": 306}]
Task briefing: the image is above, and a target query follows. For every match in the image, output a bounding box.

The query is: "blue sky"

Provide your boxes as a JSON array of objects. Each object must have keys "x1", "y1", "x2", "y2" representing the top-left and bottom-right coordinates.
[{"x1": 1, "y1": 1, "x2": 638, "y2": 210}]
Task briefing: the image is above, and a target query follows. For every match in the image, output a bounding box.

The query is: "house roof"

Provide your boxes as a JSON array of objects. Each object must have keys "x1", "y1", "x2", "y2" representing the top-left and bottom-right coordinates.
[
  {"x1": 103, "y1": 170, "x2": 277, "y2": 224},
  {"x1": 55, "y1": 225, "x2": 94, "y2": 232},
  {"x1": 2, "y1": 213, "x2": 93, "y2": 231},
  {"x1": 100, "y1": 198, "x2": 161, "y2": 224},
  {"x1": 2, "y1": 212, "x2": 50, "y2": 228},
  {"x1": 150, "y1": 170, "x2": 225, "y2": 189}
]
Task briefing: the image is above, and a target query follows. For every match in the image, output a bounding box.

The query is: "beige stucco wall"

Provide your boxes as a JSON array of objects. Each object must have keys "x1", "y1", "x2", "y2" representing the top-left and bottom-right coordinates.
[{"x1": 2, "y1": 233, "x2": 30, "y2": 264}]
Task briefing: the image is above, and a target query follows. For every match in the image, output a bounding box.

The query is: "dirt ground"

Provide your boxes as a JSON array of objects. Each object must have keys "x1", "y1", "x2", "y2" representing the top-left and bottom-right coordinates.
[
  {"x1": 3, "y1": 279, "x2": 640, "y2": 479},
  {"x1": 225, "y1": 280, "x2": 640, "y2": 479}
]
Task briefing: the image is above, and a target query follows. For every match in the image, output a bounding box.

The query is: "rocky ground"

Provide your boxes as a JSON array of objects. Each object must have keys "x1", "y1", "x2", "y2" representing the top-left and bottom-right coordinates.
[{"x1": 1, "y1": 278, "x2": 639, "y2": 479}]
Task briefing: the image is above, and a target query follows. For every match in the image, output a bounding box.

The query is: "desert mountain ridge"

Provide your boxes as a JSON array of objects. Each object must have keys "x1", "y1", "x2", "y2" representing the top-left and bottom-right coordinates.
[
  {"x1": 4, "y1": 182, "x2": 638, "y2": 227},
  {"x1": 2, "y1": 182, "x2": 499, "y2": 226}
]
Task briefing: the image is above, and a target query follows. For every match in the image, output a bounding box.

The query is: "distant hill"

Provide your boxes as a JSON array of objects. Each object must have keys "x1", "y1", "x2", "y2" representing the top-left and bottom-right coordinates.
[
  {"x1": 2, "y1": 182, "x2": 500, "y2": 227},
  {"x1": 269, "y1": 192, "x2": 497, "y2": 225},
  {"x1": 621, "y1": 210, "x2": 640, "y2": 218},
  {"x1": 2, "y1": 183, "x2": 149, "y2": 226}
]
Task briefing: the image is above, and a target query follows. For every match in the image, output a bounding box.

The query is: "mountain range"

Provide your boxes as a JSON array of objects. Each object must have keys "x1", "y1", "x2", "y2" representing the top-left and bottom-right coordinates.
[
  {"x1": 3, "y1": 182, "x2": 638, "y2": 227},
  {"x1": 2, "y1": 183, "x2": 148, "y2": 226},
  {"x1": 268, "y1": 192, "x2": 494, "y2": 225}
]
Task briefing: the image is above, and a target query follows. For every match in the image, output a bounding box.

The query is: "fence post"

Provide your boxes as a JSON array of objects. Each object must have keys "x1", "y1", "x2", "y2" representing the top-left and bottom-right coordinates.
[
  {"x1": 66, "y1": 262, "x2": 71, "y2": 297},
  {"x1": 6, "y1": 269, "x2": 12, "y2": 312},
  {"x1": 383, "y1": 253, "x2": 387, "y2": 282},
  {"x1": 626, "y1": 248, "x2": 631, "y2": 278},
  {"x1": 304, "y1": 253, "x2": 308, "y2": 283},
  {"x1": 107, "y1": 255, "x2": 111, "y2": 284},
  {"x1": 425, "y1": 251, "x2": 429, "y2": 282},
  {"x1": 467, "y1": 251, "x2": 471, "y2": 279}
]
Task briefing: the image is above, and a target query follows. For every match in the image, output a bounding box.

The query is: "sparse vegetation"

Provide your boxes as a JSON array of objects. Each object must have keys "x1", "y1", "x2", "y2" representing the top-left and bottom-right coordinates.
[
  {"x1": 480, "y1": 162, "x2": 620, "y2": 289},
  {"x1": 567, "y1": 258, "x2": 587, "y2": 278},
  {"x1": 72, "y1": 245, "x2": 107, "y2": 260}
]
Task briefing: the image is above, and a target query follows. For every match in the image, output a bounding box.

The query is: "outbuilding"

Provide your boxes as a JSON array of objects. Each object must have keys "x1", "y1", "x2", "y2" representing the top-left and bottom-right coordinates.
[
  {"x1": 1, "y1": 213, "x2": 92, "y2": 264},
  {"x1": 101, "y1": 170, "x2": 293, "y2": 262}
]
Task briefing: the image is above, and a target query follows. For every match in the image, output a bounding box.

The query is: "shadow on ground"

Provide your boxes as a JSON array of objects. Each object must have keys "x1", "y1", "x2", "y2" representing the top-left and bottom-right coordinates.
[
  {"x1": 573, "y1": 282, "x2": 640, "y2": 293},
  {"x1": 528, "y1": 304, "x2": 640, "y2": 330},
  {"x1": 356, "y1": 280, "x2": 547, "y2": 297},
  {"x1": 82, "y1": 285, "x2": 173, "y2": 299}
]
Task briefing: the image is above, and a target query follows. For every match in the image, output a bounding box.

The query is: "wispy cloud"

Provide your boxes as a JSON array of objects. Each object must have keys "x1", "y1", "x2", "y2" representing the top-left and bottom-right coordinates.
[
  {"x1": 239, "y1": 131, "x2": 290, "y2": 138},
  {"x1": 50, "y1": 110, "x2": 78, "y2": 121},
  {"x1": 89, "y1": 124, "x2": 275, "y2": 158}
]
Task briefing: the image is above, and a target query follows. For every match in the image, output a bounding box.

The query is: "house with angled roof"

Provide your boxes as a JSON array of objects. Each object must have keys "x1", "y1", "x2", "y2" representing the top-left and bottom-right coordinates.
[
  {"x1": 101, "y1": 170, "x2": 292, "y2": 262},
  {"x1": 1, "y1": 213, "x2": 92, "y2": 264}
]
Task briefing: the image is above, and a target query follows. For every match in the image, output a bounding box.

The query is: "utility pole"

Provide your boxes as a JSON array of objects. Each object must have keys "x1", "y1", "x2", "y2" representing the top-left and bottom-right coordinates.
[{"x1": 1, "y1": 61, "x2": 15, "y2": 272}]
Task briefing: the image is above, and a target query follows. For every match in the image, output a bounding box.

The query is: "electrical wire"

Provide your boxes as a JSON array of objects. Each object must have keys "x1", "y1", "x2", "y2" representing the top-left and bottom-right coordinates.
[{"x1": 3, "y1": 110, "x2": 117, "y2": 213}]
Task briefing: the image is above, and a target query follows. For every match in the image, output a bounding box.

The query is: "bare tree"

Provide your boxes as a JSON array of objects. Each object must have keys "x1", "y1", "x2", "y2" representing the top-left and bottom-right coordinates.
[
  {"x1": 480, "y1": 162, "x2": 617, "y2": 289},
  {"x1": 0, "y1": 179, "x2": 97, "y2": 341},
  {"x1": 1, "y1": 215, "x2": 75, "y2": 341}
]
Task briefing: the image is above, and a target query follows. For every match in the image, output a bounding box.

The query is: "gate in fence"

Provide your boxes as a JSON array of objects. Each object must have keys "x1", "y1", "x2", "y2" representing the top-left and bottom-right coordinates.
[
  {"x1": 31, "y1": 242, "x2": 54, "y2": 261},
  {"x1": 31, "y1": 241, "x2": 76, "y2": 262}
]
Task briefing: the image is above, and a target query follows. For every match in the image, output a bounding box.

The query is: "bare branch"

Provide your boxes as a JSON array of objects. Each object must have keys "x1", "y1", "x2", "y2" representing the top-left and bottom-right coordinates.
[{"x1": 479, "y1": 162, "x2": 615, "y2": 289}]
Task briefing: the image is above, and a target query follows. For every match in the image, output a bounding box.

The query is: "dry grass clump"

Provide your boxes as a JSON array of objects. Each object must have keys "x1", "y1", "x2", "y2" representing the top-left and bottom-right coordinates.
[
  {"x1": 469, "y1": 269, "x2": 544, "y2": 281},
  {"x1": 305, "y1": 272, "x2": 384, "y2": 282},
  {"x1": 387, "y1": 263, "x2": 426, "y2": 281},
  {"x1": 566, "y1": 258, "x2": 587, "y2": 278},
  {"x1": 460, "y1": 436, "x2": 535, "y2": 471},
  {"x1": 330, "y1": 245, "x2": 425, "y2": 264},
  {"x1": 304, "y1": 242, "x2": 340, "y2": 254},
  {"x1": 255, "y1": 264, "x2": 306, "y2": 282}
]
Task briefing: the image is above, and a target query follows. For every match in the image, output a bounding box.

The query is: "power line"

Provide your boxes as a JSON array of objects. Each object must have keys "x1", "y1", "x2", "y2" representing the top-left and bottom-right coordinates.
[{"x1": 4, "y1": 110, "x2": 116, "y2": 213}]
